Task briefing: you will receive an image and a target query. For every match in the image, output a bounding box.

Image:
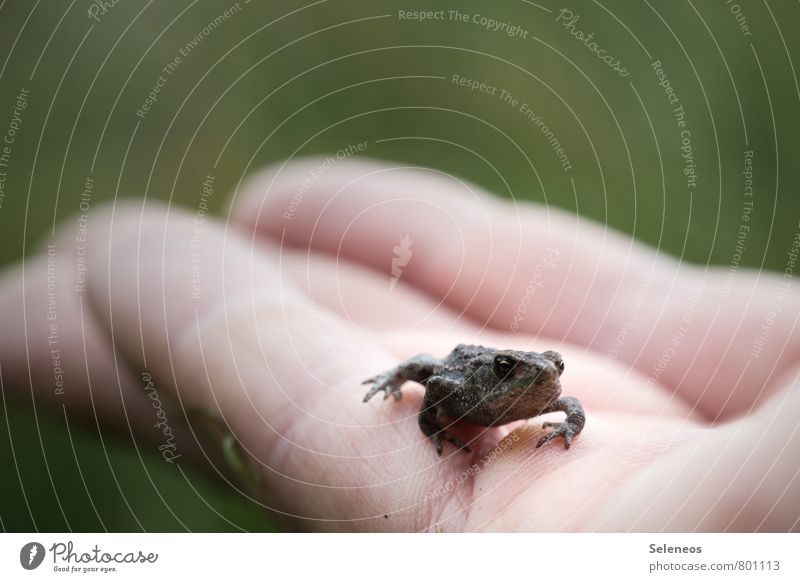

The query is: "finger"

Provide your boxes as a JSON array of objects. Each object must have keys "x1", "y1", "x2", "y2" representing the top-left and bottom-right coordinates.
[
  {"x1": 278, "y1": 248, "x2": 476, "y2": 336},
  {"x1": 78, "y1": 200, "x2": 491, "y2": 532},
  {"x1": 0, "y1": 216, "x2": 201, "y2": 463},
  {"x1": 278, "y1": 250, "x2": 702, "y2": 420},
  {"x1": 230, "y1": 158, "x2": 800, "y2": 420}
]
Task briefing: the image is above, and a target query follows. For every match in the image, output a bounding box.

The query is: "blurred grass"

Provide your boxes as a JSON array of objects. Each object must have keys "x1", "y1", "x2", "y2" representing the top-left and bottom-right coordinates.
[{"x1": 0, "y1": 0, "x2": 798, "y2": 531}]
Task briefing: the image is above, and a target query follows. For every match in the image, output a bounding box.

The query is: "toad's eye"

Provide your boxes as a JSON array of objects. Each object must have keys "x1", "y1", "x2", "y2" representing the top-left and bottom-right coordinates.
[
  {"x1": 493, "y1": 355, "x2": 517, "y2": 378},
  {"x1": 554, "y1": 357, "x2": 565, "y2": 374}
]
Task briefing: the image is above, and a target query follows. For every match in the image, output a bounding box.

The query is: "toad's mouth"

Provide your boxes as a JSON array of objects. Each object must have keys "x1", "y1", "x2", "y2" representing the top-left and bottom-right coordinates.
[
  {"x1": 490, "y1": 377, "x2": 562, "y2": 400},
  {"x1": 493, "y1": 372, "x2": 547, "y2": 391}
]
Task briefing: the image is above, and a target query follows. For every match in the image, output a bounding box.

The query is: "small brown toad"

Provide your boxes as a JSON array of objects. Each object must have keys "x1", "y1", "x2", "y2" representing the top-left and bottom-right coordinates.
[{"x1": 363, "y1": 344, "x2": 585, "y2": 454}]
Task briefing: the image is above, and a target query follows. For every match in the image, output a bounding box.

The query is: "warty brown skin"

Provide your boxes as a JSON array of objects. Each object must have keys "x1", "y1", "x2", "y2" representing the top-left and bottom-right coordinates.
[{"x1": 363, "y1": 344, "x2": 585, "y2": 454}]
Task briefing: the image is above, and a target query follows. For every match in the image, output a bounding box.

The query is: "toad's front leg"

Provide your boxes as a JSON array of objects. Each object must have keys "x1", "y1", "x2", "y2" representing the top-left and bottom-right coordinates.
[
  {"x1": 418, "y1": 389, "x2": 471, "y2": 455},
  {"x1": 362, "y1": 354, "x2": 439, "y2": 402},
  {"x1": 536, "y1": 396, "x2": 585, "y2": 449}
]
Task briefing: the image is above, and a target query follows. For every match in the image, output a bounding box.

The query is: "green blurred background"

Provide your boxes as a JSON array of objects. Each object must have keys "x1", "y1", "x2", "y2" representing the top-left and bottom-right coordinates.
[{"x1": 0, "y1": 0, "x2": 797, "y2": 531}]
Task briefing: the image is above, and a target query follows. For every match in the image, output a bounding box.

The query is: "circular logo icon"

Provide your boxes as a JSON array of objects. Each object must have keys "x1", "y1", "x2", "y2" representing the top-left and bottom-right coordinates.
[{"x1": 19, "y1": 542, "x2": 46, "y2": 570}]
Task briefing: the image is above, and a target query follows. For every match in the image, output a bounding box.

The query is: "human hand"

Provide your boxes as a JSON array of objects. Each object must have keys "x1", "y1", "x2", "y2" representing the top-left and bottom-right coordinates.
[{"x1": 2, "y1": 158, "x2": 798, "y2": 531}]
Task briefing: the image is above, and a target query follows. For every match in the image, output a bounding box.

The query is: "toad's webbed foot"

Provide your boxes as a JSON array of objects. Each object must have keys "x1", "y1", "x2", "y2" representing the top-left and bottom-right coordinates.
[
  {"x1": 536, "y1": 420, "x2": 580, "y2": 449},
  {"x1": 430, "y1": 429, "x2": 472, "y2": 456},
  {"x1": 362, "y1": 370, "x2": 405, "y2": 402},
  {"x1": 535, "y1": 396, "x2": 585, "y2": 450},
  {"x1": 362, "y1": 354, "x2": 439, "y2": 402}
]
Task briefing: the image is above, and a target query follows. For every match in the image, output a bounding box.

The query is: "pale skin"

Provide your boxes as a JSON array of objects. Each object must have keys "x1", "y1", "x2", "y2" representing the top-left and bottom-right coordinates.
[{"x1": 0, "y1": 158, "x2": 798, "y2": 532}]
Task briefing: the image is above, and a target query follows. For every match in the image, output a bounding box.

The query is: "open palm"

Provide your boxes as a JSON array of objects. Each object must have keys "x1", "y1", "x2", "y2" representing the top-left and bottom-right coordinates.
[{"x1": 2, "y1": 158, "x2": 798, "y2": 531}]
